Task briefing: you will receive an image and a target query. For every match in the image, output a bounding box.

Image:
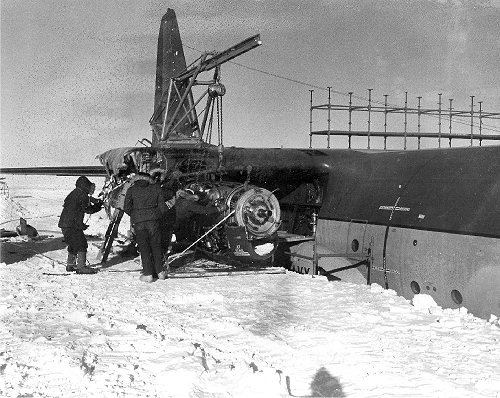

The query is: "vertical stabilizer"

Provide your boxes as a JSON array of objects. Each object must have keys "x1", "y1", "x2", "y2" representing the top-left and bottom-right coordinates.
[{"x1": 150, "y1": 9, "x2": 199, "y2": 145}]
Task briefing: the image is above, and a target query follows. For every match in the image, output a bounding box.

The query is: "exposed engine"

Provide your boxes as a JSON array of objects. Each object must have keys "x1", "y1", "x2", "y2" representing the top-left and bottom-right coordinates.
[
  {"x1": 102, "y1": 167, "x2": 282, "y2": 262},
  {"x1": 183, "y1": 182, "x2": 281, "y2": 261}
]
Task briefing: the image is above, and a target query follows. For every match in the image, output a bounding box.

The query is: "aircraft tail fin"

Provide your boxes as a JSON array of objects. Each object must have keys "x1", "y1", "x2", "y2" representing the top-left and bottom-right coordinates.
[{"x1": 150, "y1": 8, "x2": 200, "y2": 146}]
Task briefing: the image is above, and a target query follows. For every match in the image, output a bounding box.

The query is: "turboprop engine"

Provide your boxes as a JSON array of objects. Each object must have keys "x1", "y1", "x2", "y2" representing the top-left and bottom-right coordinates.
[{"x1": 194, "y1": 183, "x2": 281, "y2": 261}]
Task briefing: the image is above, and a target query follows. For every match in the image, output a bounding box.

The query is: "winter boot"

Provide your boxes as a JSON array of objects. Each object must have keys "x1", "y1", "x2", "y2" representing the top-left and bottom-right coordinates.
[
  {"x1": 76, "y1": 251, "x2": 98, "y2": 274},
  {"x1": 66, "y1": 252, "x2": 77, "y2": 272}
]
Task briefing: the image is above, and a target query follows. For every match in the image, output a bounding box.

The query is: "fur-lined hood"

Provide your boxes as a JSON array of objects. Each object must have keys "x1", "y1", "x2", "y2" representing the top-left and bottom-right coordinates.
[{"x1": 131, "y1": 174, "x2": 152, "y2": 184}]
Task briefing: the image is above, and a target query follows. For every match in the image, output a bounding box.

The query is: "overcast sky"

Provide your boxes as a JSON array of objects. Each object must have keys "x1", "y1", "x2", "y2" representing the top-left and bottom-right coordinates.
[{"x1": 1, "y1": 0, "x2": 499, "y2": 166}]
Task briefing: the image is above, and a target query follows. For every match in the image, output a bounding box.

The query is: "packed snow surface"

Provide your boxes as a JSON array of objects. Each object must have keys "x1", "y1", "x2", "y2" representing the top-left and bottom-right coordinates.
[{"x1": 1, "y1": 176, "x2": 499, "y2": 397}]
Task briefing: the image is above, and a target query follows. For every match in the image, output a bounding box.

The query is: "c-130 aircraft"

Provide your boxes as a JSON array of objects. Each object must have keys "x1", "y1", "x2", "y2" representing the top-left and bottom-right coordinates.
[{"x1": 1, "y1": 9, "x2": 499, "y2": 321}]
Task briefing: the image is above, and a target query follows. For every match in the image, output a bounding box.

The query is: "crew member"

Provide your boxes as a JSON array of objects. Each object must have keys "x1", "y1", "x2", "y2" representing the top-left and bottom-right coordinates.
[
  {"x1": 123, "y1": 172, "x2": 167, "y2": 282},
  {"x1": 58, "y1": 176, "x2": 103, "y2": 274},
  {"x1": 151, "y1": 168, "x2": 177, "y2": 264}
]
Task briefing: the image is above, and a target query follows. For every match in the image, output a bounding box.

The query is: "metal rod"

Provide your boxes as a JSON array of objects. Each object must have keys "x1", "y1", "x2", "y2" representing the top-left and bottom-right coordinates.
[
  {"x1": 479, "y1": 101, "x2": 483, "y2": 146},
  {"x1": 176, "y1": 210, "x2": 236, "y2": 257},
  {"x1": 417, "y1": 96, "x2": 422, "y2": 149},
  {"x1": 173, "y1": 76, "x2": 200, "y2": 135},
  {"x1": 470, "y1": 95, "x2": 475, "y2": 146},
  {"x1": 309, "y1": 90, "x2": 314, "y2": 148},
  {"x1": 161, "y1": 79, "x2": 174, "y2": 140},
  {"x1": 348, "y1": 92, "x2": 353, "y2": 149},
  {"x1": 384, "y1": 94, "x2": 388, "y2": 150},
  {"x1": 449, "y1": 98, "x2": 453, "y2": 147},
  {"x1": 327, "y1": 87, "x2": 331, "y2": 149},
  {"x1": 309, "y1": 129, "x2": 500, "y2": 140},
  {"x1": 310, "y1": 103, "x2": 498, "y2": 118},
  {"x1": 170, "y1": 88, "x2": 209, "y2": 135},
  {"x1": 162, "y1": 55, "x2": 207, "y2": 139},
  {"x1": 404, "y1": 91, "x2": 408, "y2": 150},
  {"x1": 438, "y1": 93, "x2": 442, "y2": 148},
  {"x1": 367, "y1": 89, "x2": 373, "y2": 149},
  {"x1": 175, "y1": 35, "x2": 261, "y2": 81}
]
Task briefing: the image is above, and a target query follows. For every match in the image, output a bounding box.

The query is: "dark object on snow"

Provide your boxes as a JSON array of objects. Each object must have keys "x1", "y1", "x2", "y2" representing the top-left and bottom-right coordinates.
[
  {"x1": 0, "y1": 228, "x2": 18, "y2": 238},
  {"x1": 16, "y1": 218, "x2": 38, "y2": 238}
]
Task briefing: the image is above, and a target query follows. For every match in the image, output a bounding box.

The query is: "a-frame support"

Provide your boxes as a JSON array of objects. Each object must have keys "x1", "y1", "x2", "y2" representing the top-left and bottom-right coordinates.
[{"x1": 152, "y1": 34, "x2": 261, "y2": 143}]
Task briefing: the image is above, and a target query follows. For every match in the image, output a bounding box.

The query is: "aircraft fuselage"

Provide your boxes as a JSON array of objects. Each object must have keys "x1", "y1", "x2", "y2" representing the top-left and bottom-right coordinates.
[
  {"x1": 197, "y1": 144, "x2": 500, "y2": 319},
  {"x1": 293, "y1": 145, "x2": 499, "y2": 320}
]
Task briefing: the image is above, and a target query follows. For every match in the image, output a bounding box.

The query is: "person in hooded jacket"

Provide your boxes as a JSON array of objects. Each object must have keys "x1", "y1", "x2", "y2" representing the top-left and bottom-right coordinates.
[
  {"x1": 150, "y1": 168, "x2": 177, "y2": 266},
  {"x1": 123, "y1": 172, "x2": 167, "y2": 282},
  {"x1": 58, "y1": 176, "x2": 103, "y2": 274}
]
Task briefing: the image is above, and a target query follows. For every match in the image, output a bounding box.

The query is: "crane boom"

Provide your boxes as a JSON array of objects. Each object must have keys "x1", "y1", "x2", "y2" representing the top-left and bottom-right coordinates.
[{"x1": 175, "y1": 35, "x2": 261, "y2": 81}]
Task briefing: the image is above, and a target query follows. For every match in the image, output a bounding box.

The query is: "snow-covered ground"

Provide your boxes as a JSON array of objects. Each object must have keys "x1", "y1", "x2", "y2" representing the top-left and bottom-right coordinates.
[{"x1": 1, "y1": 175, "x2": 499, "y2": 397}]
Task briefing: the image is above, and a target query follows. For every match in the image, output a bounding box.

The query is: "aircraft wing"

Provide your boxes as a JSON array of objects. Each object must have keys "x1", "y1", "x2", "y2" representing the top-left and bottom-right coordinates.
[
  {"x1": 0, "y1": 146, "x2": 159, "y2": 177},
  {"x1": 0, "y1": 166, "x2": 106, "y2": 176}
]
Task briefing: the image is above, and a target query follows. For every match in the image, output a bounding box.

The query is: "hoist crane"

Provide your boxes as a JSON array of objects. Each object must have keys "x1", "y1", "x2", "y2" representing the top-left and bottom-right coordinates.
[{"x1": 149, "y1": 9, "x2": 261, "y2": 147}]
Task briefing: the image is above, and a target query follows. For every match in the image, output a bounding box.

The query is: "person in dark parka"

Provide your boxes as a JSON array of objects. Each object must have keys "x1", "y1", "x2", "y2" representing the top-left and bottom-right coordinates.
[
  {"x1": 58, "y1": 176, "x2": 103, "y2": 274},
  {"x1": 151, "y1": 168, "x2": 177, "y2": 265},
  {"x1": 123, "y1": 172, "x2": 167, "y2": 282}
]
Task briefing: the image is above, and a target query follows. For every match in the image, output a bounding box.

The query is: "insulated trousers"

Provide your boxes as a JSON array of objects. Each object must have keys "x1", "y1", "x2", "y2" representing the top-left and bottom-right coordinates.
[
  {"x1": 61, "y1": 228, "x2": 88, "y2": 254},
  {"x1": 134, "y1": 220, "x2": 163, "y2": 276}
]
